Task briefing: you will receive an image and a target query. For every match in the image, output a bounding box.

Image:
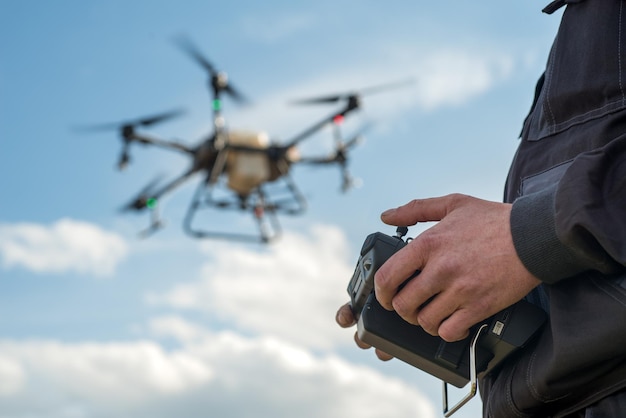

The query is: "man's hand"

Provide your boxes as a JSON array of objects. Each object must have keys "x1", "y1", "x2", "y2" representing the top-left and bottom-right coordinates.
[
  {"x1": 335, "y1": 302, "x2": 394, "y2": 361},
  {"x1": 374, "y1": 194, "x2": 541, "y2": 342}
]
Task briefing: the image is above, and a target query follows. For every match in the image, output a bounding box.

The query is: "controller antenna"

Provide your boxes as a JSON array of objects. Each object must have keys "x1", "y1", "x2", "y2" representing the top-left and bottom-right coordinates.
[{"x1": 395, "y1": 226, "x2": 408, "y2": 238}]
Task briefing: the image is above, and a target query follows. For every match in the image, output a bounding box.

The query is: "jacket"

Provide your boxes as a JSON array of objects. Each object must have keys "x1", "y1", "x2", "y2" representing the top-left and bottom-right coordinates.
[{"x1": 481, "y1": 1, "x2": 626, "y2": 416}]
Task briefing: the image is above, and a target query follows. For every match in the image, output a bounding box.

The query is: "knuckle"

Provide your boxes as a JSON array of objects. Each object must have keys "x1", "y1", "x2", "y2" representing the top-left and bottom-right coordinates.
[
  {"x1": 406, "y1": 198, "x2": 422, "y2": 210},
  {"x1": 391, "y1": 295, "x2": 419, "y2": 325},
  {"x1": 439, "y1": 325, "x2": 466, "y2": 343},
  {"x1": 417, "y1": 229, "x2": 439, "y2": 252},
  {"x1": 374, "y1": 270, "x2": 394, "y2": 309},
  {"x1": 450, "y1": 277, "x2": 484, "y2": 307},
  {"x1": 374, "y1": 267, "x2": 392, "y2": 289},
  {"x1": 438, "y1": 315, "x2": 472, "y2": 342},
  {"x1": 434, "y1": 258, "x2": 457, "y2": 277},
  {"x1": 417, "y1": 311, "x2": 439, "y2": 335},
  {"x1": 448, "y1": 275, "x2": 473, "y2": 296},
  {"x1": 391, "y1": 293, "x2": 409, "y2": 314},
  {"x1": 422, "y1": 257, "x2": 458, "y2": 282},
  {"x1": 446, "y1": 193, "x2": 469, "y2": 205},
  {"x1": 472, "y1": 296, "x2": 491, "y2": 313}
]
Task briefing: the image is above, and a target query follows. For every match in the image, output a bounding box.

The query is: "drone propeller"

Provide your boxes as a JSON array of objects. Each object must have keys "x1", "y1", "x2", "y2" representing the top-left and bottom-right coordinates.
[
  {"x1": 331, "y1": 118, "x2": 371, "y2": 159},
  {"x1": 283, "y1": 79, "x2": 412, "y2": 149},
  {"x1": 174, "y1": 36, "x2": 248, "y2": 104},
  {"x1": 75, "y1": 109, "x2": 186, "y2": 170},
  {"x1": 297, "y1": 132, "x2": 362, "y2": 188},
  {"x1": 74, "y1": 109, "x2": 186, "y2": 133},
  {"x1": 120, "y1": 175, "x2": 164, "y2": 212},
  {"x1": 298, "y1": 118, "x2": 369, "y2": 192},
  {"x1": 118, "y1": 175, "x2": 168, "y2": 238},
  {"x1": 290, "y1": 78, "x2": 416, "y2": 105}
]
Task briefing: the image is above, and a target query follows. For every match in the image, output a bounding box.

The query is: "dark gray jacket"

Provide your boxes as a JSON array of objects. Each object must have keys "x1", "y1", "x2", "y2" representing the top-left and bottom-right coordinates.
[{"x1": 481, "y1": 1, "x2": 626, "y2": 416}]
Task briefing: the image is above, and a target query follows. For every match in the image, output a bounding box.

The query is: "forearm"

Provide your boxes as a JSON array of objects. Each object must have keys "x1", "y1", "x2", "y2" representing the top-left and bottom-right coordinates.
[{"x1": 510, "y1": 136, "x2": 626, "y2": 283}]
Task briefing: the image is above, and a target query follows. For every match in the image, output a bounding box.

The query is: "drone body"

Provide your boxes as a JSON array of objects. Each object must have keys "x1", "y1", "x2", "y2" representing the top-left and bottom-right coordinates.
[
  {"x1": 81, "y1": 37, "x2": 410, "y2": 243},
  {"x1": 225, "y1": 131, "x2": 273, "y2": 195}
]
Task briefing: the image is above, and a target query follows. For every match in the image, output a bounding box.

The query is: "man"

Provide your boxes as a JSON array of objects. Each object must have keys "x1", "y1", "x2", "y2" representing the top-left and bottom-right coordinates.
[{"x1": 336, "y1": 1, "x2": 626, "y2": 416}]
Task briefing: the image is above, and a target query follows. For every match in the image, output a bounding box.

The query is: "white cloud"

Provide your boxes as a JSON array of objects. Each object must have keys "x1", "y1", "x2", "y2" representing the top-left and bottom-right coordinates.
[
  {"x1": 414, "y1": 50, "x2": 514, "y2": 111},
  {"x1": 0, "y1": 326, "x2": 436, "y2": 418},
  {"x1": 147, "y1": 224, "x2": 354, "y2": 350},
  {"x1": 0, "y1": 218, "x2": 128, "y2": 277},
  {"x1": 0, "y1": 354, "x2": 25, "y2": 396},
  {"x1": 0, "y1": 340, "x2": 211, "y2": 402},
  {"x1": 149, "y1": 315, "x2": 209, "y2": 343},
  {"x1": 227, "y1": 45, "x2": 518, "y2": 151}
]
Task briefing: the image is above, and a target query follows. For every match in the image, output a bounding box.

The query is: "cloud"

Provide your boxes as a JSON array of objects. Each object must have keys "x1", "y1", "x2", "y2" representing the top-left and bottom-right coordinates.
[
  {"x1": 413, "y1": 50, "x2": 514, "y2": 111},
  {"x1": 147, "y1": 224, "x2": 354, "y2": 350},
  {"x1": 0, "y1": 323, "x2": 436, "y2": 418},
  {"x1": 0, "y1": 353, "x2": 24, "y2": 396},
  {"x1": 0, "y1": 218, "x2": 128, "y2": 277},
  {"x1": 227, "y1": 45, "x2": 518, "y2": 150}
]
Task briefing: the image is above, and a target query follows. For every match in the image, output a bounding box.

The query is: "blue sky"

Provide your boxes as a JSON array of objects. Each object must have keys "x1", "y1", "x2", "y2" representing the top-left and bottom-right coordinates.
[{"x1": 0, "y1": 2, "x2": 562, "y2": 417}]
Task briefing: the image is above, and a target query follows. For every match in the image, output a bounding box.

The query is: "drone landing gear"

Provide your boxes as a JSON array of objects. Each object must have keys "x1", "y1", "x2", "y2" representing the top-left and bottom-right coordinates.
[
  {"x1": 251, "y1": 202, "x2": 281, "y2": 244},
  {"x1": 183, "y1": 180, "x2": 301, "y2": 243}
]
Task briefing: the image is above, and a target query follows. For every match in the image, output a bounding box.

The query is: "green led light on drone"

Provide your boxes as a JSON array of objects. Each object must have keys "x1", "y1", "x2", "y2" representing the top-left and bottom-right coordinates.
[
  {"x1": 212, "y1": 99, "x2": 222, "y2": 111},
  {"x1": 146, "y1": 198, "x2": 158, "y2": 209}
]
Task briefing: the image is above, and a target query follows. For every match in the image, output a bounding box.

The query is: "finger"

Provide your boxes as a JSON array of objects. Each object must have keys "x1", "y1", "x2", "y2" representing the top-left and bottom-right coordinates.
[
  {"x1": 412, "y1": 290, "x2": 459, "y2": 336},
  {"x1": 336, "y1": 302, "x2": 356, "y2": 328},
  {"x1": 353, "y1": 332, "x2": 394, "y2": 361},
  {"x1": 437, "y1": 307, "x2": 485, "y2": 342},
  {"x1": 354, "y1": 331, "x2": 371, "y2": 349},
  {"x1": 375, "y1": 348, "x2": 394, "y2": 361},
  {"x1": 389, "y1": 270, "x2": 441, "y2": 326},
  {"x1": 380, "y1": 194, "x2": 466, "y2": 226},
  {"x1": 374, "y1": 238, "x2": 426, "y2": 310}
]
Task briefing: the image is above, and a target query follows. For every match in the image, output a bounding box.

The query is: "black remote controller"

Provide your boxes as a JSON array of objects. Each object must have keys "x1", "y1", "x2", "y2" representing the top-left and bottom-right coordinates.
[{"x1": 347, "y1": 229, "x2": 547, "y2": 388}]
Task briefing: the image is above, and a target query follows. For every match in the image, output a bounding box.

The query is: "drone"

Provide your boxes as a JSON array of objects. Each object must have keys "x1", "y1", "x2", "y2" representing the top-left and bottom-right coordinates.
[{"x1": 81, "y1": 37, "x2": 411, "y2": 243}]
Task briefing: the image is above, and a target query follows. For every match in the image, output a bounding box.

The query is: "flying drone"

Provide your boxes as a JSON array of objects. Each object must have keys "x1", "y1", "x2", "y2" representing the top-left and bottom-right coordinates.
[{"x1": 82, "y1": 37, "x2": 411, "y2": 243}]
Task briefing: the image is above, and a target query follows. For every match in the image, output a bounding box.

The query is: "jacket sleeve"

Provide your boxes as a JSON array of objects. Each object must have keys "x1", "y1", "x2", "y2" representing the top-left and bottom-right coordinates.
[{"x1": 510, "y1": 134, "x2": 626, "y2": 284}]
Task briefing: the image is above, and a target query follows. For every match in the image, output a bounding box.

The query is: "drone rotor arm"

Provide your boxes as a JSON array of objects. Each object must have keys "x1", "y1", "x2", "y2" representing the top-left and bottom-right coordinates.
[
  {"x1": 75, "y1": 108, "x2": 186, "y2": 170},
  {"x1": 129, "y1": 132, "x2": 193, "y2": 154},
  {"x1": 120, "y1": 167, "x2": 195, "y2": 213},
  {"x1": 283, "y1": 104, "x2": 351, "y2": 148},
  {"x1": 120, "y1": 178, "x2": 161, "y2": 213},
  {"x1": 149, "y1": 168, "x2": 197, "y2": 202}
]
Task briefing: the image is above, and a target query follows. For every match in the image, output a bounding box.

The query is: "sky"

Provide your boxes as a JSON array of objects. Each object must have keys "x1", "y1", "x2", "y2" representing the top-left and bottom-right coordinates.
[{"x1": 0, "y1": 2, "x2": 563, "y2": 417}]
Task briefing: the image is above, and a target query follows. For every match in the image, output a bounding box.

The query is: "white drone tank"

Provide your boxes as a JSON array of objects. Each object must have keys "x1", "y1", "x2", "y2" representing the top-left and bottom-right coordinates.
[{"x1": 226, "y1": 130, "x2": 271, "y2": 195}]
